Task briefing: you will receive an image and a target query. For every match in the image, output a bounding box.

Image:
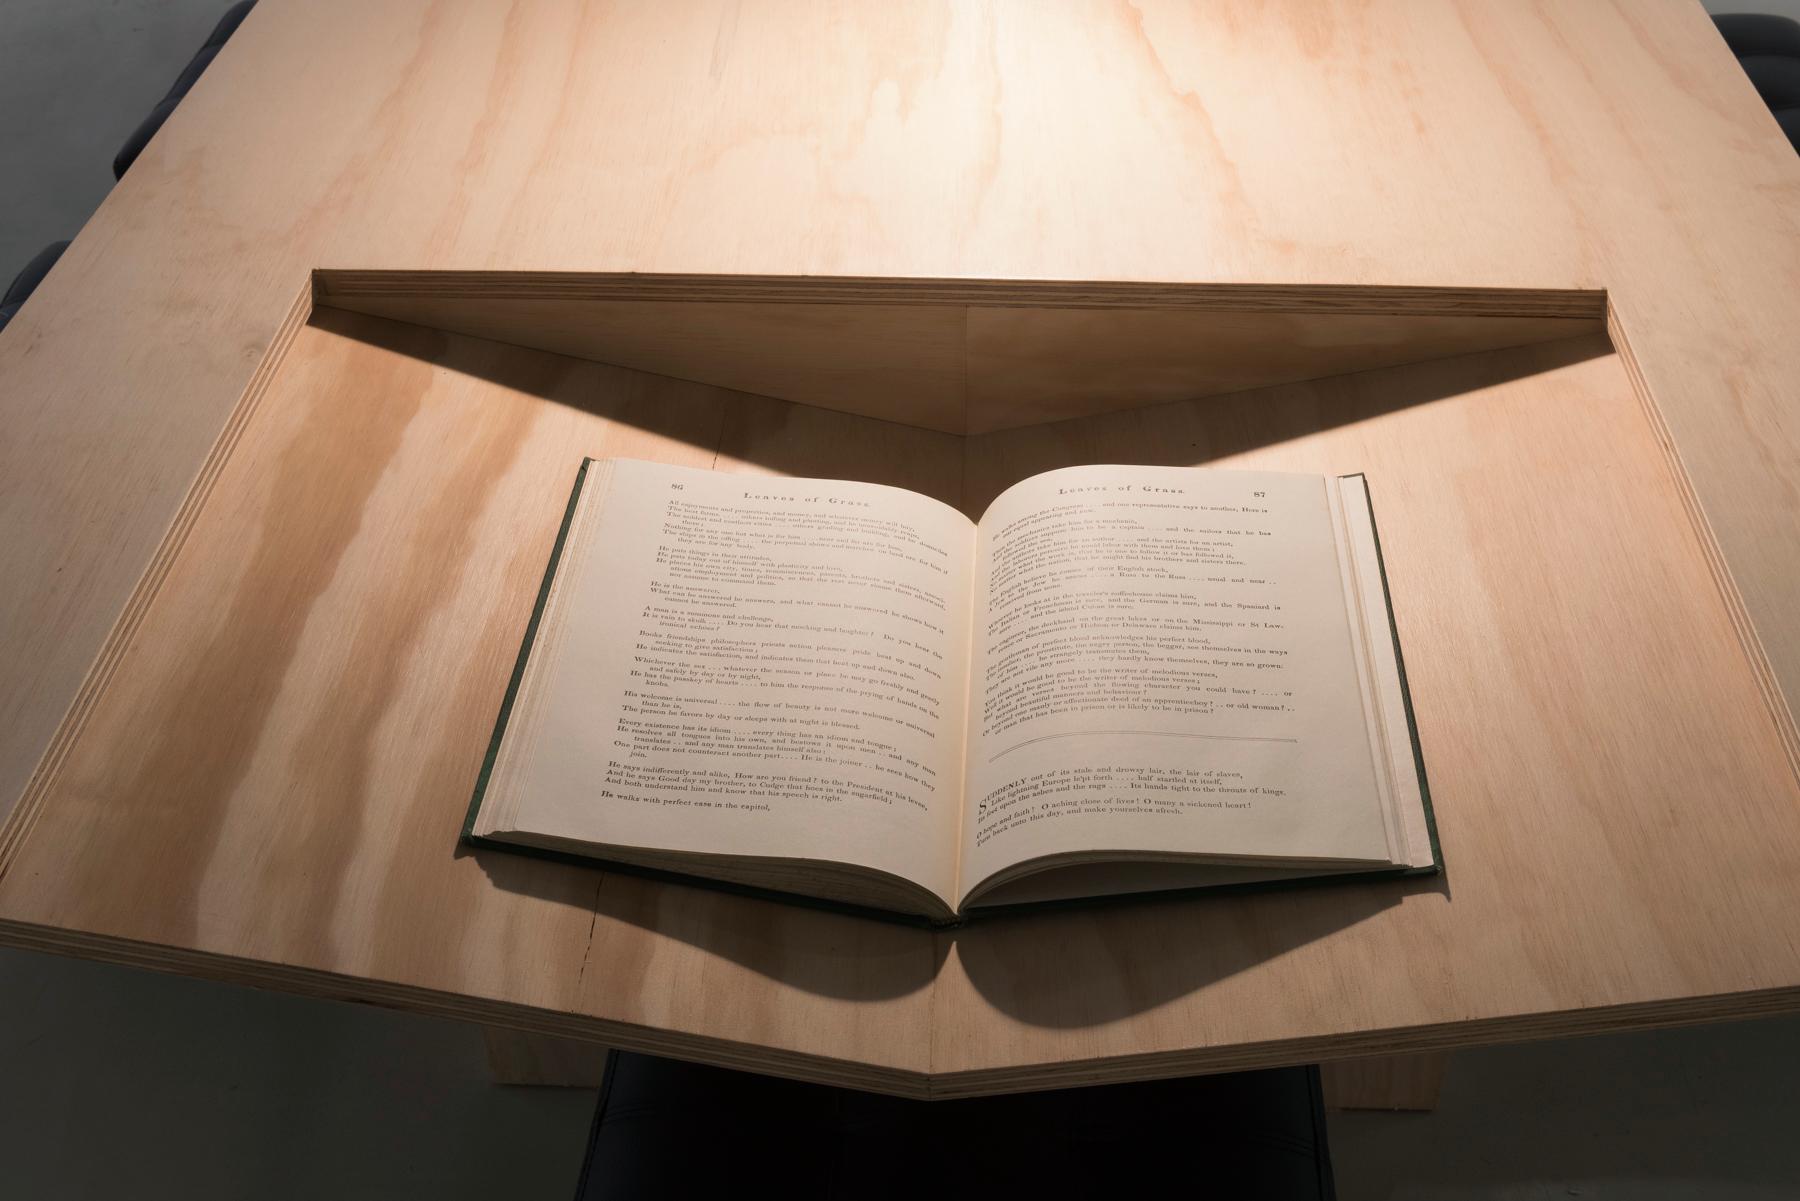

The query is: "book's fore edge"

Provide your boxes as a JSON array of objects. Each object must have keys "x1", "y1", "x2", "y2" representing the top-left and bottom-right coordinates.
[
  {"x1": 966, "y1": 472, "x2": 1442, "y2": 923},
  {"x1": 461, "y1": 458, "x2": 595, "y2": 842},
  {"x1": 1342, "y1": 473, "x2": 1444, "y2": 876}
]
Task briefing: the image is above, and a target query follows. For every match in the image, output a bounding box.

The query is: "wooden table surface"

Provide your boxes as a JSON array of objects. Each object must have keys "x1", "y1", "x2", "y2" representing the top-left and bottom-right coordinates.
[{"x1": 3, "y1": 0, "x2": 1799, "y2": 1097}]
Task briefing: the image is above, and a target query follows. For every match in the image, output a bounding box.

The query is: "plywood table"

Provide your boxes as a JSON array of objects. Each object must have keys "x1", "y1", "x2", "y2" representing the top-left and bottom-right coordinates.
[{"x1": 3, "y1": 0, "x2": 1799, "y2": 1101}]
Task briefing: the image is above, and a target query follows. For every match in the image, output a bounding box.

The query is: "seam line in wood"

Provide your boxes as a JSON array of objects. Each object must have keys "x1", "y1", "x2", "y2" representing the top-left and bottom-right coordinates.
[
  {"x1": 1606, "y1": 300, "x2": 1800, "y2": 786},
  {"x1": 0, "y1": 281, "x2": 314, "y2": 882}
]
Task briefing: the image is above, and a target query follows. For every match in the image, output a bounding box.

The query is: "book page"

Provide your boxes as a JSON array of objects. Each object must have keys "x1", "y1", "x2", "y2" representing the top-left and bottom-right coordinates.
[
  {"x1": 501, "y1": 459, "x2": 975, "y2": 909},
  {"x1": 959, "y1": 464, "x2": 1393, "y2": 905}
]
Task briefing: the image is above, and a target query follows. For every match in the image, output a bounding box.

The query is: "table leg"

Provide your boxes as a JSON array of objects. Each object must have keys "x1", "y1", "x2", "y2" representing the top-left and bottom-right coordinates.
[
  {"x1": 1319, "y1": 1051, "x2": 1449, "y2": 1111},
  {"x1": 481, "y1": 1027, "x2": 611, "y2": 1087}
]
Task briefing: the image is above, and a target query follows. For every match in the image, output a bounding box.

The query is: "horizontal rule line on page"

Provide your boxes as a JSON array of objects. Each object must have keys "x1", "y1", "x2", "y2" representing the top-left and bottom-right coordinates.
[{"x1": 987, "y1": 730, "x2": 1300, "y2": 763}]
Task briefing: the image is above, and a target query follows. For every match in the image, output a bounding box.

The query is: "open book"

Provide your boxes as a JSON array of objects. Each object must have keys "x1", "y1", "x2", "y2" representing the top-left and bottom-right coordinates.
[{"x1": 465, "y1": 458, "x2": 1438, "y2": 925}]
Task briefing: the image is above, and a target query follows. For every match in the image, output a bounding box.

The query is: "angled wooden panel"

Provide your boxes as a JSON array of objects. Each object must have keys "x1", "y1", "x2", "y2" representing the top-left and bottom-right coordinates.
[
  {"x1": 315, "y1": 273, "x2": 1602, "y2": 434},
  {"x1": 0, "y1": 310, "x2": 945, "y2": 1093},
  {"x1": 3, "y1": 0, "x2": 1800, "y2": 1101},
  {"x1": 8, "y1": 0, "x2": 1800, "y2": 861},
  {"x1": 318, "y1": 293, "x2": 969, "y2": 433},
  {"x1": 7, "y1": 315, "x2": 1800, "y2": 1097},
  {"x1": 929, "y1": 336, "x2": 1800, "y2": 1094},
  {"x1": 961, "y1": 303, "x2": 1596, "y2": 432}
]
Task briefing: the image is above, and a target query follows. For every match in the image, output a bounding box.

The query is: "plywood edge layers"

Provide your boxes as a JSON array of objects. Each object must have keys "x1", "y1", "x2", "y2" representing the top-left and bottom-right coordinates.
[
  {"x1": 313, "y1": 270, "x2": 1605, "y2": 319},
  {"x1": 0, "y1": 281, "x2": 315, "y2": 876},
  {"x1": 0, "y1": 918, "x2": 930, "y2": 1098},
  {"x1": 923, "y1": 985, "x2": 1800, "y2": 1098},
  {"x1": 4, "y1": 916, "x2": 1796, "y2": 1100},
  {"x1": 1606, "y1": 302, "x2": 1800, "y2": 786}
]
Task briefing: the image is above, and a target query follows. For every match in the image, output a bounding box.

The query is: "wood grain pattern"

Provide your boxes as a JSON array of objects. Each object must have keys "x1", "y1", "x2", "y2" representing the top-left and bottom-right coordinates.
[
  {"x1": 3, "y1": 0, "x2": 1800, "y2": 1095},
  {"x1": 5, "y1": 312, "x2": 1799, "y2": 1097},
  {"x1": 0, "y1": 282, "x2": 315, "y2": 877},
  {"x1": 930, "y1": 334, "x2": 1800, "y2": 1096},
  {"x1": 323, "y1": 279, "x2": 1598, "y2": 434},
  {"x1": 7, "y1": 0, "x2": 1799, "y2": 832},
  {"x1": 0, "y1": 311, "x2": 943, "y2": 1089}
]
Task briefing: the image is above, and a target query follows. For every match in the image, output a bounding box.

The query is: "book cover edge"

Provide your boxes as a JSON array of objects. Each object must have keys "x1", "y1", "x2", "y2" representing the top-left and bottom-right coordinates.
[
  {"x1": 461, "y1": 457, "x2": 596, "y2": 842},
  {"x1": 461, "y1": 462, "x2": 1440, "y2": 928}
]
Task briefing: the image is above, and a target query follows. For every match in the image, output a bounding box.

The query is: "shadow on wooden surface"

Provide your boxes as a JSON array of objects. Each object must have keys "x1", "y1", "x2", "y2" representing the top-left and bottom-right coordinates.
[
  {"x1": 15, "y1": 302, "x2": 1792, "y2": 1095},
  {"x1": 959, "y1": 330, "x2": 1613, "y2": 511},
  {"x1": 312, "y1": 271, "x2": 1605, "y2": 435},
  {"x1": 467, "y1": 844, "x2": 949, "y2": 1005},
  {"x1": 944, "y1": 876, "x2": 1439, "y2": 1029}
]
